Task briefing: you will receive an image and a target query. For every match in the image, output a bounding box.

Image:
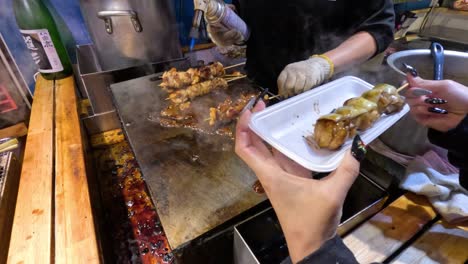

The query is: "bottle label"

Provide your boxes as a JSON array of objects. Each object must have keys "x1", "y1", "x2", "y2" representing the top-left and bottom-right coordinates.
[{"x1": 20, "y1": 29, "x2": 64, "y2": 73}]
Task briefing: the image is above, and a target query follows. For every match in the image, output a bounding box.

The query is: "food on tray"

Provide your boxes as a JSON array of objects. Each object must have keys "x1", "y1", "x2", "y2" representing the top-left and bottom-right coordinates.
[
  {"x1": 310, "y1": 83, "x2": 404, "y2": 150},
  {"x1": 359, "y1": 84, "x2": 405, "y2": 114},
  {"x1": 208, "y1": 93, "x2": 257, "y2": 126},
  {"x1": 216, "y1": 45, "x2": 247, "y2": 59},
  {"x1": 168, "y1": 78, "x2": 229, "y2": 104},
  {"x1": 160, "y1": 102, "x2": 193, "y2": 121},
  {"x1": 160, "y1": 62, "x2": 225, "y2": 90}
]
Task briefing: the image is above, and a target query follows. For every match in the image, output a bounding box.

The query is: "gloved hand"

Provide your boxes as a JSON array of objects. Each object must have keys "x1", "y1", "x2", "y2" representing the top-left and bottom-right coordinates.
[
  {"x1": 277, "y1": 55, "x2": 334, "y2": 98},
  {"x1": 205, "y1": 1, "x2": 248, "y2": 47},
  {"x1": 206, "y1": 23, "x2": 245, "y2": 47}
]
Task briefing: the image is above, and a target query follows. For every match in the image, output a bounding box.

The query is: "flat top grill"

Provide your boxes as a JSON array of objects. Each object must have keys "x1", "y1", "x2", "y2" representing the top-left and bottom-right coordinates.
[{"x1": 110, "y1": 73, "x2": 267, "y2": 250}]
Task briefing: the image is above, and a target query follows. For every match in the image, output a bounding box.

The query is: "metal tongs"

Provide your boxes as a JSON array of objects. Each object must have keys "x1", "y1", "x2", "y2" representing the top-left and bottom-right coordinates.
[{"x1": 240, "y1": 88, "x2": 269, "y2": 116}]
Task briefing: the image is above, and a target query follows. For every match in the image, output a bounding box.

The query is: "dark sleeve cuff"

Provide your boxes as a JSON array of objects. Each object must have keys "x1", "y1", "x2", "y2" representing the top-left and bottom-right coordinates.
[
  {"x1": 428, "y1": 114, "x2": 468, "y2": 152},
  {"x1": 297, "y1": 235, "x2": 358, "y2": 264},
  {"x1": 428, "y1": 115, "x2": 468, "y2": 170},
  {"x1": 354, "y1": 0, "x2": 395, "y2": 55},
  {"x1": 363, "y1": 26, "x2": 394, "y2": 55}
]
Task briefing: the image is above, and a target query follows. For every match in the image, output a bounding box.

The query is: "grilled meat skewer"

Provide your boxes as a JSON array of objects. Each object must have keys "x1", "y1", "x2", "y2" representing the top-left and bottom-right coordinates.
[
  {"x1": 168, "y1": 78, "x2": 229, "y2": 104},
  {"x1": 160, "y1": 62, "x2": 225, "y2": 90},
  {"x1": 208, "y1": 94, "x2": 257, "y2": 126},
  {"x1": 312, "y1": 84, "x2": 404, "y2": 150}
]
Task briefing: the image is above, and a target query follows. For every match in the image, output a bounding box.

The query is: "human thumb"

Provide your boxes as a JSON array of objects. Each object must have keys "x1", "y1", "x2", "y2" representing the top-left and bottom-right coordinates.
[{"x1": 325, "y1": 135, "x2": 365, "y2": 199}]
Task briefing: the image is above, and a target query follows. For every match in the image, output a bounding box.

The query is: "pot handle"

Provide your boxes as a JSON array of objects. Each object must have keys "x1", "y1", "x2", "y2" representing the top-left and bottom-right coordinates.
[
  {"x1": 430, "y1": 42, "x2": 444, "y2": 80},
  {"x1": 97, "y1": 10, "x2": 143, "y2": 34}
]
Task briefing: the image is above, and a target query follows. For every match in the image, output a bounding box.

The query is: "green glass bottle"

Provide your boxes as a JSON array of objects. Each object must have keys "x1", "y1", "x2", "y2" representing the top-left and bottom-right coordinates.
[{"x1": 13, "y1": 0, "x2": 73, "y2": 80}]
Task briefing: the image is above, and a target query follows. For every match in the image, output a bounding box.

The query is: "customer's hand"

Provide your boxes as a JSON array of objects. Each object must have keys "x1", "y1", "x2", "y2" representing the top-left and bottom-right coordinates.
[
  {"x1": 235, "y1": 101, "x2": 361, "y2": 263},
  {"x1": 277, "y1": 56, "x2": 332, "y2": 98},
  {"x1": 406, "y1": 74, "x2": 468, "y2": 132}
]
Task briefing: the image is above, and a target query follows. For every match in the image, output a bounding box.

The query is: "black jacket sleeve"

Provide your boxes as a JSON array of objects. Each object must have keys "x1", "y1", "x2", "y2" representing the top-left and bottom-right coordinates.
[
  {"x1": 352, "y1": 0, "x2": 395, "y2": 55},
  {"x1": 428, "y1": 115, "x2": 468, "y2": 190},
  {"x1": 297, "y1": 235, "x2": 358, "y2": 264}
]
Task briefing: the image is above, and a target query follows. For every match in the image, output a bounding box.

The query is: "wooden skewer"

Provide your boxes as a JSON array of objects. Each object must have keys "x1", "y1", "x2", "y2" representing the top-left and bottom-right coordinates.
[
  {"x1": 223, "y1": 73, "x2": 243, "y2": 78},
  {"x1": 226, "y1": 75, "x2": 247, "y2": 83},
  {"x1": 224, "y1": 62, "x2": 246, "y2": 70},
  {"x1": 264, "y1": 94, "x2": 281, "y2": 101},
  {"x1": 397, "y1": 83, "x2": 409, "y2": 93}
]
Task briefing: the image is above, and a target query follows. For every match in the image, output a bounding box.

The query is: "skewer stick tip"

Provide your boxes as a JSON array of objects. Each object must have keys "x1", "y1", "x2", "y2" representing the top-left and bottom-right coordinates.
[
  {"x1": 397, "y1": 83, "x2": 410, "y2": 93},
  {"x1": 265, "y1": 94, "x2": 281, "y2": 100},
  {"x1": 226, "y1": 75, "x2": 247, "y2": 83},
  {"x1": 223, "y1": 62, "x2": 246, "y2": 70}
]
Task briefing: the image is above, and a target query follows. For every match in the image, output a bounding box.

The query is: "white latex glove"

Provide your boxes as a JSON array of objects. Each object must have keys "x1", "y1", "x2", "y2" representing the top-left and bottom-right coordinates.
[
  {"x1": 207, "y1": 23, "x2": 245, "y2": 47},
  {"x1": 277, "y1": 55, "x2": 333, "y2": 98}
]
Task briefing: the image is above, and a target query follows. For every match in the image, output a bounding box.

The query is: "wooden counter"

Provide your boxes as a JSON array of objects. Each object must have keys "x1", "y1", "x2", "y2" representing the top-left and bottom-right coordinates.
[
  {"x1": 7, "y1": 76, "x2": 99, "y2": 263},
  {"x1": 345, "y1": 193, "x2": 468, "y2": 264}
]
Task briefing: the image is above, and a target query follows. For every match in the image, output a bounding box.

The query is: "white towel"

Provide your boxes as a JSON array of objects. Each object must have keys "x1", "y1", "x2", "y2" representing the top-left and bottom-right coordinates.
[{"x1": 401, "y1": 150, "x2": 468, "y2": 223}]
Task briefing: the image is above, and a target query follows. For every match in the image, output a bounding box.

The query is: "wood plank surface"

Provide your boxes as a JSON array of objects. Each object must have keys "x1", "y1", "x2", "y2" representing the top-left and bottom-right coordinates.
[
  {"x1": 0, "y1": 123, "x2": 28, "y2": 140},
  {"x1": 392, "y1": 221, "x2": 468, "y2": 264},
  {"x1": 344, "y1": 193, "x2": 438, "y2": 263},
  {"x1": 7, "y1": 76, "x2": 54, "y2": 264},
  {"x1": 54, "y1": 76, "x2": 100, "y2": 263}
]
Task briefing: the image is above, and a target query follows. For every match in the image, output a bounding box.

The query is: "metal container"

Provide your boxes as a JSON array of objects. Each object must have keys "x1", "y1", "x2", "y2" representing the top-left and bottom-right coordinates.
[
  {"x1": 387, "y1": 49, "x2": 468, "y2": 85},
  {"x1": 76, "y1": 44, "x2": 189, "y2": 134},
  {"x1": 419, "y1": 7, "x2": 468, "y2": 47},
  {"x1": 79, "y1": 0, "x2": 182, "y2": 71}
]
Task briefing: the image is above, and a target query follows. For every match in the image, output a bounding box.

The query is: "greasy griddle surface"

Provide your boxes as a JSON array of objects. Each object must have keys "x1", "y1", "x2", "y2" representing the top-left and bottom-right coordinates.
[
  {"x1": 157, "y1": 79, "x2": 258, "y2": 137},
  {"x1": 110, "y1": 74, "x2": 266, "y2": 249}
]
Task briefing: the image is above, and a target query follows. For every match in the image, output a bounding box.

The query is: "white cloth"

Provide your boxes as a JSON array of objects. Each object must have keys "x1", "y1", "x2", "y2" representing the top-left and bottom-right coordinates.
[{"x1": 401, "y1": 150, "x2": 468, "y2": 223}]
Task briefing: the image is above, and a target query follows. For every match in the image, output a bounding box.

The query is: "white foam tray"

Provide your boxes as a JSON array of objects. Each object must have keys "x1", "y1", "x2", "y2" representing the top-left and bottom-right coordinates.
[{"x1": 249, "y1": 76, "x2": 409, "y2": 172}]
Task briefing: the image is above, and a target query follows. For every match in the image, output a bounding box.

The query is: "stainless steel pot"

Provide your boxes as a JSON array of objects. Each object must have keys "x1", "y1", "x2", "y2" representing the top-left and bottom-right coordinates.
[
  {"x1": 387, "y1": 49, "x2": 468, "y2": 85},
  {"x1": 80, "y1": 0, "x2": 183, "y2": 71}
]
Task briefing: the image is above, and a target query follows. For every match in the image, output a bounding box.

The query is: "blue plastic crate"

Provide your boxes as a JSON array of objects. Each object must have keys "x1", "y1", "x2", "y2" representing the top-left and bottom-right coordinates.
[{"x1": 394, "y1": 0, "x2": 432, "y2": 13}]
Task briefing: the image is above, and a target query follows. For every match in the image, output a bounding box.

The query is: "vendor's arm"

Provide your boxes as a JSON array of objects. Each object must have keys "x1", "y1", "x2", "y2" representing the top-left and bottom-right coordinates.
[
  {"x1": 278, "y1": 0, "x2": 395, "y2": 97},
  {"x1": 324, "y1": 31, "x2": 377, "y2": 74},
  {"x1": 326, "y1": 0, "x2": 396, "y2": 73}
]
